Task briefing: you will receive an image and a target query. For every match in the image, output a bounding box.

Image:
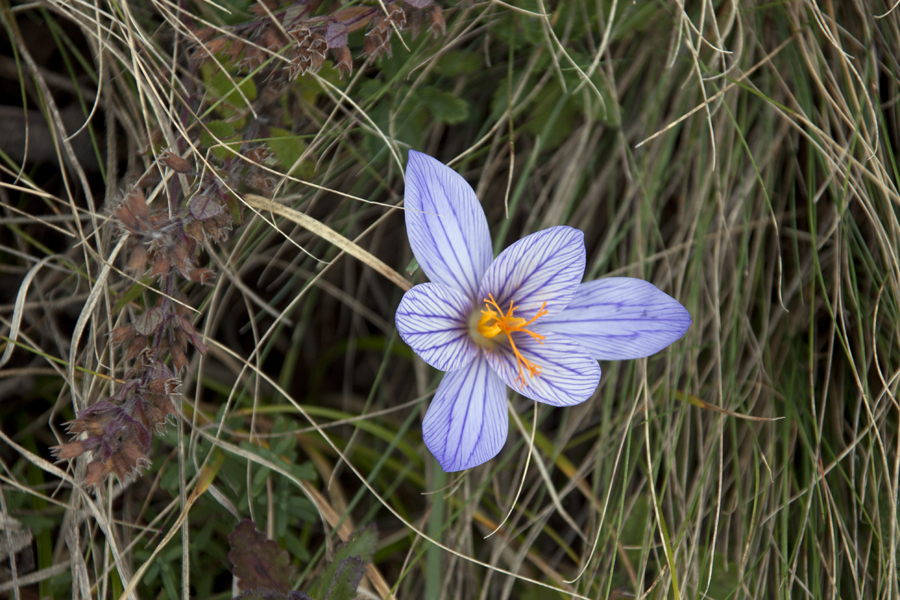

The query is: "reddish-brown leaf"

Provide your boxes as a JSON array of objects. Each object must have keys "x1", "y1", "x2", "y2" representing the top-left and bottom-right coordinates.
[
  {"x1": 325, "y1": 22, "x2": 348, "y2": 48},
  {"x1": 333, "y1": 5, "x2": 375, "y2": 33},
  {"x1": 134, "y1": 307, "x2": 165, "y2": 336},
  {"x1": 228, "y1": 520, "x2": 295, "y2": 593},
  {"x1": 189, "y1": 195, "x2": 225, "y2": 221}
]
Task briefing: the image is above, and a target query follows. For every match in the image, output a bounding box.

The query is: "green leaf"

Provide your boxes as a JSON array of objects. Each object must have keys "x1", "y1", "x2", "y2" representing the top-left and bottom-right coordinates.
[
  {"x1": 520, "y1": 585, "x2": 568, "y2": 600},
  {"x1": 434, "y1": 50, "x2": 482, "y2": 76},
  {"x1": 320, "y1": 556, "x2": 365, "y2": 600},
  {"x1": 203, "y1": 0, "x2": 255, "y2": 25},
  {"x1": 417, "y1": 87, "x2": 469, "y2": 124},
  {"x1": 524, "y1": 80, "x2": 578, "y2": 150},
  {"x1": 112, "y1": 278, "x2": 151, "y2": 314},
  {"x1": 310, "y1": 526, "x2": 377, "y2": 600},
  {"x1": 267, "y1": 128, "x2": 314, "y2": 179},
  {"x1": 286, "y1": 495, "x2": 317, "y2": 523},
  {"x1": 364, "y1": 98, "x2": 427, "y2": 162},
  {"x1": 203, "y1": 120, "x2": 236, "y2": 142},
  {"x1": 208, "y1": 68, "x2": 257, "y2": 109},
  {"x1": 701, "y1": 548, "x2": 741, "y2": 600},
  {"x1": 239, "y1": 441, "x2": 317, "y2": 482},
  {"x1": 14, "y1": 515, "x2": 54, "y2": 534},
  {"x1": 234, "y1": 591, "x2": 313, "y2": 600},
  {"x1": 201, "y1": 120, "x2": 240, "y2": 160}
]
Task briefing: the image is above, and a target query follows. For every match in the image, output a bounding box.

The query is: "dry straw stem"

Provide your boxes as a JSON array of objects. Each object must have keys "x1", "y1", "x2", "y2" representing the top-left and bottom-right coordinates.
[{"x1": 242, "y1": 193, "x2": 411, "y2": 291}]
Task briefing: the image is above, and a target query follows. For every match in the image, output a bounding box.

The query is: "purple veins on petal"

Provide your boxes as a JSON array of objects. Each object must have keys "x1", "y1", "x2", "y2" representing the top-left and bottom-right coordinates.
[
  {"x1": 539, "y1": 278, "x2": 692, "y2": 361},
  {"x1": 422, "y1": 355, "x2": 508, "y2": 472},
  {"x1": 405, "y1": 150, "x2": 493, "y2": 302},
  {"x1": 477, "y1": 226, "x2": 586, "y2": 321},
  {"x1": 395, "y1": 282, "x2": 479, "y2": 373},
  {"x1": 483, "y1": 332, "x2": 601, "y2": 407}
]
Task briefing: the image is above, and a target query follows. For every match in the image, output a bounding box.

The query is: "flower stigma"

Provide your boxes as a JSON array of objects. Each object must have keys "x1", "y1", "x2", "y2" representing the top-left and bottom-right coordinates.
[{"x1": 474, "y1": 294, "x2": 549, "y2": 387}]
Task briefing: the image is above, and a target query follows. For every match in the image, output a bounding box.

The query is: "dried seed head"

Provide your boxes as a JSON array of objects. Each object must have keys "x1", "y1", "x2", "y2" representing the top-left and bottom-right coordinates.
[
  {"x1": 135, "y1": 169, "x2": 161, "y2": 190},
  {"x1": 334, "y1": 45, "x2": 352, "y2": 78},
  {"x1": 170, "y1": 343, "x2": 188, "y2": 372},
  {"x1": 110, "y1": 324, "x2": 136, "y2": 345},
  {"x1": 239, "y1": 45, "x2": 266, "y2": 71},
  {"x1": 193, "y1": 27, "x2": 216, "y2": 43},
  {"x1": 364, "y1": 25, "x2": 392, "y2": 60},
  {"x1": 309, "y1": 49, "x2": 326, "y2": 73},
  {"x1": 150, "y1": 255, "x2": 171, "y2": 278},
  {"x1": 125, "y1": 335, "x2": 149, "y2": 361},
  {"x1": 85, "y1": 462, "x2": 105, "y2": 487},
  {"x1": 429, "y1": 6, "x2": 446, "y2": 37},
  {"x1": 310, "y1": 33, "x2": 326, "y2": 53},
  {"x1": 261, "y1": 26, "x2": 287, "y2": 51},
  {"x1": 245, "y1": 172, "x2": 276, "y2": 195},
  {"x1": 290, "y1": 26, "x2": 311, "y2": 46},
  {"x1": 204, "y1": 37, "x2": 230, "y2": 56},
  {"x1": 184, "y1": 219, "x2": 204, "y2": 242},
  {"x1": 249, "y1": 0, "x2": 278, "y2": 16},
  {"x1": 116, "y1": 189, "x2": 150, "y2": 234},
  {"x1": 160, "y1": 152, "x2": 193, "y2": 174},
  {"x1": 389, "y1": 5, "x2": 407, "y2": 29},
  {"x1": 244, "y1": 146, "x2": 274, "y2": 166},
  {"x1": 51, "y1": 440, "x2": 88, "y2": 461},
  {"x1": 127, "y1": 245, "x2": 149, "y2": 274}
]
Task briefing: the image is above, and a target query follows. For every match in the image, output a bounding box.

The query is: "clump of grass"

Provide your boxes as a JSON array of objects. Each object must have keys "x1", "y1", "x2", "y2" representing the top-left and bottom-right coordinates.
[{"x1": 1, "y1": 0, "x2": 899, "y2": 599}]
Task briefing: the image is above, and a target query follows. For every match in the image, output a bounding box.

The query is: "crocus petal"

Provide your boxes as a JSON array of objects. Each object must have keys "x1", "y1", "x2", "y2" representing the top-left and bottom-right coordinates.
[
  {"x1": 405, "y1": 150, "x2": 493, "y2": 301},
  {"x1": 483, "y1": 332, "x2": 601, "y2": 406},
  {"x1": 396, "y1": 283, "x2": 479, "y2": 372},
  {"x1": 423, "y1": 355, "x2": 508, "y2": 471},
  {"x1": 477, "y1": 226, "x2": 585, "y2": 320},
  {"x1": 538, "y1": 278, "x2": 691, "y2": 360}
]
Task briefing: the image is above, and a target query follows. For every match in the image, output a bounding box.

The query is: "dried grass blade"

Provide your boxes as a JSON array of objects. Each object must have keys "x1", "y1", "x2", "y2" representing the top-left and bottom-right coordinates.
[{"x1": 243, "y1": 193, "x2": 411, "y2": 292}]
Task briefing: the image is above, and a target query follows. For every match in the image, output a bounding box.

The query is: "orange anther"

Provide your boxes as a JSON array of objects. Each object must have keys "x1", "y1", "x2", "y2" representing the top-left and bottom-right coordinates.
[{"x1": 477, "y1": 294, "x2": 548, "y2": 387}]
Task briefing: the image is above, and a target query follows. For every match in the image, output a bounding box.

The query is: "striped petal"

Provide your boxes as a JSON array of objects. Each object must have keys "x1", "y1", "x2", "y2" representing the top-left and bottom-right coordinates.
[
  {"x1": 483, "y1": 332, "x2": 601, "y2": 406},
  {"x1": 423, "y1": 356, "x2": 508, "y2": 472},
  {"x1": 396, "y1": 283, "x2": 479, "y2": 372},
  {"x1": 539, "y1": 278, "x2": 691, "y2": 360},
  {"x1": 405, "y1": 150, "x2": 493, "y2": 302},
  {"x1": 477, "y1": 226, "x2": 585, "y2": 320}
]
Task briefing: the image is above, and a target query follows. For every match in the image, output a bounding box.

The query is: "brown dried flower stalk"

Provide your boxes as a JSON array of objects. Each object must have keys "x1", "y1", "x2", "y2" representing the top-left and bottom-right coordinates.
[{"x1": 190, "y1": 0, "x2": 446, "y2": 81}]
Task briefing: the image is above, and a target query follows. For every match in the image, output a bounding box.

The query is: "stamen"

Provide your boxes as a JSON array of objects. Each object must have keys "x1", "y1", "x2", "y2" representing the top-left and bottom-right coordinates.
[{"x1": 476, "y1": 294, "x2": 548, "y2": 387}]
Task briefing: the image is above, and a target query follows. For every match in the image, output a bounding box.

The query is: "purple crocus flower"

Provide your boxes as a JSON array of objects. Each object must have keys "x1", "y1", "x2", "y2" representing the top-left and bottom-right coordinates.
[{"x1": 396, "y1": 150, "x2": 691, "y2": 472}]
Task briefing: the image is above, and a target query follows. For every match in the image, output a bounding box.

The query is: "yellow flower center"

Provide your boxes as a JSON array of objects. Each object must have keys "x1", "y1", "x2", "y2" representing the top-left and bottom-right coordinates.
[{"x1": 474, "y1": 294, "x2": 548, "y2": 387}]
